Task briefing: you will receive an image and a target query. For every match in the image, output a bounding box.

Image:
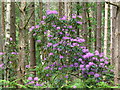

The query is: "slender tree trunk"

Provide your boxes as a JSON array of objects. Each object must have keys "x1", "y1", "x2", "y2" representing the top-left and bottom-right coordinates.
[
  {"x1": 104, "y1": 2, "x2": 108, "y2": 57},
  {"x1": 81, "y1": 2, "x2": 87, "y2": 47},
  {"x1": 39, "y1": 0, "x2": 43, "y2": 20},
  {"x1": 17, "y1": 1, "x2": 27, "y2": 85},
  {"x1": 96, "y1": 2, "x2": 102, "y2": 53},
  {"x1": 0, "y1": 2, "x2": 5, "y2": 84},
  {"x1": 29, "y1": 2, "x2": 36, "y2": 75},
  {"x1": 110, "y1": 5, "x2": 117, "y2": 65},
  {"x1": 59, "y1": 1, "x2": 64, "y2": 17},
  {"x1": 114, "y1": 2, "x2": 120, "y2": 85}
]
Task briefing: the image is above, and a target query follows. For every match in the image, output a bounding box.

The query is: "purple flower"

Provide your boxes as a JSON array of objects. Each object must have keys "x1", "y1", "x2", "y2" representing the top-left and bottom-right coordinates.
[
  {"x1": 49, "y1": 53, "x2": 54, "y2": 56},
  {"x1": 83, "y1": 52, "x2": 94, "y2": 58},
  {"x1": 10, "y1": 37, "x2": 13, "y2": 41},
  {"x1": 44, "y1": 66, "x2": 49, "y2": 70},
  {"x1": 35, "y1": 25, "x2": 40, "y2": 28},
  {"x1": 46, "y1": 10, "x2": 58, "y2": 15},
  {"x1": 11, "y1": 52, "x2": 18, "y2": 55},
  {"x1": 42, "y1": 16, "x2": 46, "y2": 19},
  {"x1": 52, "y1": 25, "x2": 56, "y2": 27},
  {"x1": 77, "y1": 21, "x2": 82, "y2": 24},
  {"x1": 0, "y1": 52, "x2": 4, "y2": 55},
  {"x1": 80, "y1": 65, "x2": 84, "y2": 69},
  {"x1": 28, "y1": 77, "x2": 33, "y2": 80},
  {"x1": 64, "y1": 75, "x2": 68, "y2": 78},
  {"x1": 72, "y1": 30, "x2": 75, "y2": 32},
  {"x1": 89, "y1": 62, "x2": 94, "y2": 66},
  {"x1": 46, "y1": 74, "x2": 50, "y2": 76},
  {"x1": 58, "y1": 67, "x2": 62, "y2": 70},
  {"x1": 59, "y1": 55, "x2": 64, "y2": 59},
  {"x1": 68, "y1": 25, "x2": 72, "y2": 28},
  {"x1": 100, "y1": 59, "x2": 104, "y2": 62},
  {"x1": 34, "y1": 77, "x2": 38, "y2": 81},
  {"x1": 78, "y1": 58, "x2": 82, "y2": 62},
  {"x1": 36, "y1": 40, "x2": 41, "y2": 43},
  {"x1": 69, "y1": 64, "x2": 74, "y2": 67},
  {"x1": 48, "y1": 35, "x2": 53, "y2": 37},
  {"x1": 72, "y1": 15, "x2": 76, "y2": 18},
  {"x1": 104, "y1": 61, "x2": 109, "y2": 64},
  {"x1": 60, "y1": 16, "x2": 67, "y2": 20},
  {"x1": 25, "y1": 65, "x2": 30, "y2": 68},
  {"x1": 0, "y1": 63, "x2": 4, "y2": 68},
  {"x1": 78, "y1": 15, "x2": 82, "y2": 18},
  {"x1": 73, "y1": 86, "x2": 77, "y2": 88},
  {"x1": 35, "y1": 83, "x2": 42, "y2": 86},
  {"x1": 86, "y1": 65, "x2": 90, "y2": 69},
  {"x1": 65, "y1": 33, "x2": 70, "y2": 36},
  {"x1": 47, "y1": 43, "x2": 53, "y2": 47},
  {"x1": 77, "y1": 38, "x2": 85, "y2": 43},
  {"x1": 62, "y1": 37, "x2": 71, "y2": 40},
  {"x1": 28, "y1": 81, "x2": 34, "y2": 84},
  {"x1": 95, "y1": 50, "x2": 99, "y2": 55},
  {"x1": 56, "y1": 27, "x2": 60, "y2": 30},
  {"x1": 82, "y1": 49, "x2": 89, "y2": 53},
  {"x1": 53, "y1": 43, "x2": 59, "y2": 47},
  {"x1": 88, "y1": 72, "x2": 94, "y2": 75},
  {"x1": 74, "y1": 63, "x2": 78, "y2": 67},
  {"x1": 94, "y1": 73, "x2": 100, "y2": 78}
]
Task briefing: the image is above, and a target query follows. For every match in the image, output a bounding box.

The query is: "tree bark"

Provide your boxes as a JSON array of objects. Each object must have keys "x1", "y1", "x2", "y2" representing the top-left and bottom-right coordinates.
[{"x1": 96, "y1": 2, "x2": 102, "y2": 53}]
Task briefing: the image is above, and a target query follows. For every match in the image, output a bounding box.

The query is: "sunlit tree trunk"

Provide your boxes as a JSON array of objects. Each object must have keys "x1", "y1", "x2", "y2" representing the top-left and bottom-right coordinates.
[
  {"x1": 110, "y1": 5, "x2": 117, "y2": 65},
  {"x1": 104, "y1": 2, "x2": 108, "y2": 57},
  {"x1": 96, "y1": 2, "x2": 102, "y2": 53},
  {"x1": 29, "y1": 2, "x2": 36, "y2": 75}
]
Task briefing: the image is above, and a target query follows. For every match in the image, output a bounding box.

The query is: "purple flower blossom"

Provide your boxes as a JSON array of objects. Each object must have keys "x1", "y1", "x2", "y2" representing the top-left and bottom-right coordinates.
[
  {"x1": 60, "y1": 16, "x2": 67, "y2": 20},
  {"x1": 46, "y1": 74, "x2": 50, "y2": 76},
  {"x1": 28, "y1": 77, "x2": 33, "y2": 80},
  {"x1": 28, "y1": 81, "x2": 34, "y2": 84},
  {"x1": 47, "y1": 43, "x2": 53, "y2": 47},
  {"x1": 10, "y1": 37, "x2": 13, "y2": 41},
  {"x1": 64, "y1": 75, "x2": 68, "y2": 78},
  {"x1": 89, "y1": 62, "x2": 94, "y2": 66},
  {"x1": 72, "y1": 30, "x2": 75, "y2": 32},
  {"x1": 34, "y1": 77, "x2": 39, "y2": 81},
  {"x1": 78, "y1": 15, "x2": 82, "y2": 18},
  {"x1": 62, "y1": 37, "x2": 71, "y2": 40},
  {"x1": 88, "y1": 72, "x2": 94, "y2": 75},
  {"x1": 49, "y1": 53, "x2": 54, "y2": 56},
  {"x1": 46, "y1": 10, "x2": 58, "y2": 15},
  {"x1": 35, "y1": 25, "x2": 40, "y2": 28},
  {"x1": 42, "y1": 16, "x2": 46, "y2": 19},
  {"x1": 82, "y1": 49, "x2": 89, "y2": 53},
  {"x1": 86, "y1": 65, "x2": 90, "y2": 69},
  {"x1": 56, "y1": 27, "x2": 60, "y2": 30},
  {"x1": 83, "y1": 52, "x2": 94, "y2": 58},
  {"x1": 68, "y1": 25, "x2": 72, "y2": 28},
  {"x1": 80, "y1": 65, "x2": 84, "y2": 69},
  {"x1": 52, "y1": 25, "x2": 56, "y2": 27},
  {"x1": 25, "y1": 65, "x2": 30, "y2": 68},
  {"x1": 104, "y1": 61, "x2": 109, "y2": 64},
  {"x1": 94, "y1": 73, "x2": 100, "y2": 78},
  {"x1": 48, "y1": 35, "x2": 53, "y2": 37},
  {"x1": 36, "y1": 40, "x2": 41, "y2": 43},
  {"x1": 78, "y1": 58, "x2": 82, "y2": 62},
  {"x1": 95, "y1": 50, "x2": 99, "y2": 55},
  {"x1": 72, "y1": 15, "x2": 76, "y2": 18},
  {"x1": 11, "y1": 52, "x2": 18, "y2": 55},
  {"x1": 58, "y1": 67, "x2": 62, "y2": 70},
  {"x1": 35, "y1": 83, "x2": 42, "y2": 86},
  {"x1": 44, "y1": 66, "x2": 49, "y2": 70},
  {"x1": 0, "y1": 52, "x2": 4, "y2": 55},
  {"x1": 77, "y1": 21, "x2": 82, "y2": 24},
  {"x1": 53, "y1": 43, "x2": 59, "y2": 47},
  {"x1": 0, "y1": 63, "x2": 4, "y2": 68},
  {"x1": 69, "y1": 64, "x2": 74, "y2": 67},
  {"x1": 100, "y1": 59, "x2": 104, "y2": 62},
  {"x1": 59, "y1": 55, "x2": 64, "y2": 59},
  {"x1": 73, "y1": 86, "x2": 77, "y2": 88}
]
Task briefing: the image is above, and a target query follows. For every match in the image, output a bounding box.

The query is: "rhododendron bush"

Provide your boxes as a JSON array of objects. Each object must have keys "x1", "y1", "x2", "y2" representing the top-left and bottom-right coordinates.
[{"x1": 28, "y1": 10, "x2": 114, "y2": 88}]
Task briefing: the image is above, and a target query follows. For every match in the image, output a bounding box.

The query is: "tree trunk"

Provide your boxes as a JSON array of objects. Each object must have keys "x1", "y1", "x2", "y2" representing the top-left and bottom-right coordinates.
[
  {"x1": 104, "y1": 2, "x2": 108, "y2": 57},
  {"x1": 96, "y1": 2, "x2": 102, "y2": 53},
  {"x1": 29, "y1": 2, "x2": 36, "y2": 75},
  {"x1": 114, "y1": 2, "x2": 120, "y2": 85}
]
